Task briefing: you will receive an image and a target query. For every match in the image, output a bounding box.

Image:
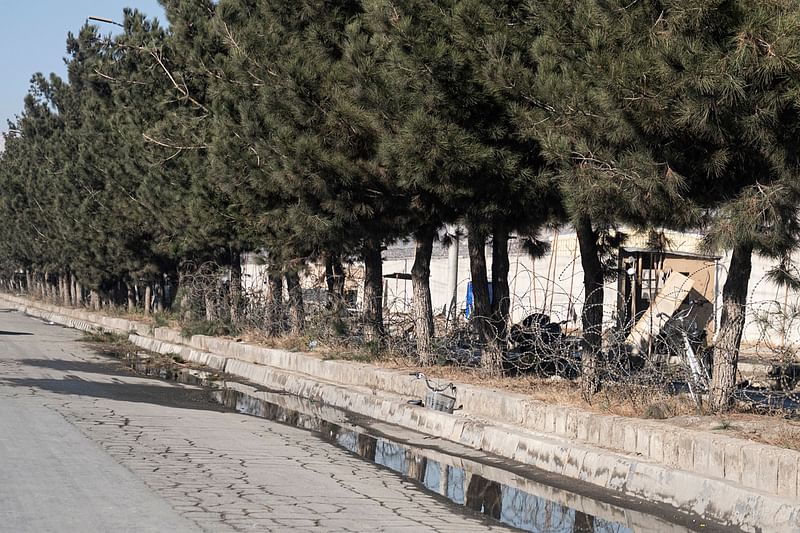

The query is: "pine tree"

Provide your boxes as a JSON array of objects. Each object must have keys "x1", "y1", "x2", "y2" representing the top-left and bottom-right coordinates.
[
  {"x1": 475, "y1": 0, "x2": 690, "y2": 392},
  {"x1": 364, "y1": 0, "x2": 554, "y2": 372},
  {"x1": 633, "y1": 0, "x2": 800, "y2": 410},
  {"x1": 207, "y1": 0, "x2": 411, "y2": 341}
]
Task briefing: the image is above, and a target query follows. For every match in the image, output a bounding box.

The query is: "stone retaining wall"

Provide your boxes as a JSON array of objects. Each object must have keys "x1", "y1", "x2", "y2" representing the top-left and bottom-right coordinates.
[{"x1": 2, "y1": 293, "x2": 798, "y2": 532}]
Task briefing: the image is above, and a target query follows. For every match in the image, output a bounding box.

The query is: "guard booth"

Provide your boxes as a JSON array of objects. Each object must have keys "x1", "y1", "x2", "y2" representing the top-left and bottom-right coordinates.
[{"x1": 616, "y1": 247, "x2": 720, "y2": 341}]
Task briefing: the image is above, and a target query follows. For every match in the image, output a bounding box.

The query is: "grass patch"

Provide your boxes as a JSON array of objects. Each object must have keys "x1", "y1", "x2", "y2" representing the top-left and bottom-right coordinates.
[
  {"x1": 153, "y1": 312, "x2": 179, "y2": 328},
  {"x1": 180, "y1": 319, "x2": 240, "y2": 338},
  {"x1": 712, "y1": 420, "x2": 735, "y2": 431},
  {"x1": 81, "y1": 330, "x2": 137, "y2": 359},
  {"x1": 81, "y1": 330, "x2": 128, "y2": 345},
  {"x1": 322, "y1": 350, "x2": 380, "y2": 363}
]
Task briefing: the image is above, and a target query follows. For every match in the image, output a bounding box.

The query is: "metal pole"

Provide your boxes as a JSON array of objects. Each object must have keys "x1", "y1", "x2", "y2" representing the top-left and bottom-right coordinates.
[{"x1": 446, "y1": 225, "x2": 459, "y2": 325}]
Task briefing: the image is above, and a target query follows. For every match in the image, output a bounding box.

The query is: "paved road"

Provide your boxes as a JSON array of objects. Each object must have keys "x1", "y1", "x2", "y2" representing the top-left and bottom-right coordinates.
[{"x1": 0, "y1": 309, "x2": 512, "y2": 532}]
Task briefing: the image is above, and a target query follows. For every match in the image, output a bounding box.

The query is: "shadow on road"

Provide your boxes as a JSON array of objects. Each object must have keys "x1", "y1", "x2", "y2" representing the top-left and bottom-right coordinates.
[
  {"x1": 0, "y1": 330, "x2": 33, "y2": 335},
  {"x1": 5, "y1": 358, "x2": 226, "y2": 413},
  {"x1": 20, "y1": 358, "x2": 130, "y2": 376}
]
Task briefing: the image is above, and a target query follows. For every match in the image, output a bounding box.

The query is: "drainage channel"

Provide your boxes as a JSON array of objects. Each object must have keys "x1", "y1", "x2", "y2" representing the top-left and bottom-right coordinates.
[{"x1": 123, "y1": 354, "x2": 740, "y2": 533}]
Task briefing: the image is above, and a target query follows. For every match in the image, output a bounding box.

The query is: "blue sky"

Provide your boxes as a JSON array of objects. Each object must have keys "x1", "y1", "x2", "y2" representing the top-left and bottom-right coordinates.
[{"x1": 1, "y1": 1, "x2": 166, "y2": 135}]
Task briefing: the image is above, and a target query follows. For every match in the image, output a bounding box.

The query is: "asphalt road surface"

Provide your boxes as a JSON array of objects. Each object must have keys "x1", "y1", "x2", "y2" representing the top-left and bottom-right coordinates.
[{"x1": 0, "y1": 309, "x2": 513, "y2": 532}]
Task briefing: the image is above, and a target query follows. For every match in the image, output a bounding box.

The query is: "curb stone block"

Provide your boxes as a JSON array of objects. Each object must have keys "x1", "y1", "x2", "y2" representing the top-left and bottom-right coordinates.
[
  {"x1": 623, "y1": 424, "x2": 638, "y2": 454},
  {"x1": 648, "y1": 428, "x2": 665, "y2": 463},
  {"x1": 677, "y1": 433, "x2": 695, "y2": 470},
  {"x1": 553, "y1": 406, "x2": 568, "y2": 436},
  {"x1": 563, "y1": 448, "x2": 588, "y2": 479},
  {"x1": 564, "y1": 409, "x2": 579, "y2": 439},
  {"x1": 740, "y1": 445, "x2": 764, "y2": 489},
  {"x1": 599, "y1": 417, "x2": 615, "y2": 449},
  {"x1": 724, "y1": 441, "x2": 743, "y2": 483},
  {"x1": 777, "y1": 452, "x2": 798, "y2": 499},
  {"x1": 606, "y1": 459, "x2": 631, "y2": 491},
  {"x1": 708, "y1": 438, "x2": 726, "y2": 480},
  {"x1": 692, "y1": 434, "x2": 712, "y2": 474},
  {"x1": 544, "y1": 408, "x2": 557, "y2": 434},
  {"x1": 635, "y1": 425, "x2": 651, "y2": 457},
  {"x1": 758, "y1": 449, "x2": 780, "y2": 495},
  {"x1": 584, "y1": 414, "x2": 602, "y2": 446},
  {"x1": 611, "y1": 419, "x2": 626, "y2": 451},
  {"x1": 521, "y1": 402, "x2": 545, "y2": 432}
]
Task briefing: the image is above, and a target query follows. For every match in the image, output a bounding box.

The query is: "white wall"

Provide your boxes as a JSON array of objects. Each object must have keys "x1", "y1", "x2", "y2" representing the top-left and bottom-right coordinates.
[{"x1": 241, "y1": 231, "x2": 800, "y2": 349}]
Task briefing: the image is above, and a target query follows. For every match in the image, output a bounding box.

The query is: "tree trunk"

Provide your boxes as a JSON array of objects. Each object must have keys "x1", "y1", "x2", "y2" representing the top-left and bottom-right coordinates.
[
  {"x1": 50, "y1": 274, "x2": 58, "y2": 303},
  {"x1": 127, "y1": 284, "x2": 136, "y2": 313},
  {"x1": 412, "y1": 226, "x2": 436, "y2": 365},
  {"x1": 71, "y1": 273, "x2": 79, "y2": 306},
  {"x1": 155, "y1": 277, "x2": 165, "y2": 313},
  {"x1": 65, "y1": 274, "x2": 72, "y2": 307},
  {"x1": 44, "y1": 272, "x2": 53, "y2": 302},
  {"x1": 113, "y1": 282, "x2": 126, "y2": 308},
  {"x1": 710, "y1": 242, "x2": 753, "y2": 411},
  {"x1": 204, "y1": 291, "x2": 216, "y2": 321},
  {"x1": 467, "y1": 225, "x2": 502, "y2": 375},
  {"x1": 90, "y1": 290, "x2": 101, "y2": 311},
  {"x1": 165, "y1": 269, "x2": 178, "y2": 310},
  {"x1": 25, "y1": 270, "x2": 33, "y2": 295},
  {"x1": 229, "y1": 252, "x2": 242, "y2": 323},
  {"x1": 362, "y1": 242, "x2": 385, "y2": 343},
  {"x1": 575, "y1": 214, "x2": 604, "y2": 399},
  {"x1": 74, "y1": 280, "x2": 83, "y2": 307},
  {"x1": 267, "y1": 273, "x2": 284, "y2": 336},
  {"x1": 178, "y1": 269, "x2": 192, "y2": 321},
  {"x1": 144, "y1": 284, "x2": 152, "y2": 315},
  {"x1": 60, "y1": 274, "x2": 69, "y2": 306},
  {"x1": 285, "y1": 270, "x2": 305, "y2": 335},
  {"x1": 491, "y1": 225, "x2": 511, "y2": 340},
  {"x1": 37, "y1": 272, "x2": 45, "y2": 300},
  {"x1": 325, "y1": 253, "x2": 346, "y2": 310}
]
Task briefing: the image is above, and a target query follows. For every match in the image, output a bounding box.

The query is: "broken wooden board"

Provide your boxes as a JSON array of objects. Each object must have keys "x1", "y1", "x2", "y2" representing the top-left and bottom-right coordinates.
[{"x1": 626, "y1": 271, "x2": 694, "y2": 355}]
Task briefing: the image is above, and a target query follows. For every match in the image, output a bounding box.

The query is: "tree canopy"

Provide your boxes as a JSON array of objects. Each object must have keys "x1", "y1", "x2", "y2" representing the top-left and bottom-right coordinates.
[{"x1": 2, "y1": 0, "x2": 799, "y2": 406}]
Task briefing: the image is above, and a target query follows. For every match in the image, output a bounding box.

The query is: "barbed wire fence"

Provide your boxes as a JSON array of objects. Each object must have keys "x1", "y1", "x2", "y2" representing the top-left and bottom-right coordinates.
[{"x1": 124, "y1": 256, "x2": 800, "y2": 417}]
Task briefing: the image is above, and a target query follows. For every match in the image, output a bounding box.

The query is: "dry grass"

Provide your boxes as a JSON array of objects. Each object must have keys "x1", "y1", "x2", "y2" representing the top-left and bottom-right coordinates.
[
  {"x1": 63, "y1": 303, "x2": 800, "y2": 452},
  {"x1": 669, "y1": 413, "x2": 800, "y2": 451},
  {"x1": 379, "y1": 357, "x2": 799, "y2": 450},
  {"x1": 371, "y1": 355, "x2": 699, "y2": 419}
]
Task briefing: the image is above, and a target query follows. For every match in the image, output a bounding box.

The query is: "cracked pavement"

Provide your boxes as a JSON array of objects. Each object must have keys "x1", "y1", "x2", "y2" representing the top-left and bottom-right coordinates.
[{"x1": 0, "y1": 310, "x2": 513, "y2": 532}]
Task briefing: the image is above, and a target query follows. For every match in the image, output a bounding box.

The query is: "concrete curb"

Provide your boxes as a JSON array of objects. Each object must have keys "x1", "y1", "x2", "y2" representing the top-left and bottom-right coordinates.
[{"x1": 2, "y1": 293, "x2": 798, "y2": 532}]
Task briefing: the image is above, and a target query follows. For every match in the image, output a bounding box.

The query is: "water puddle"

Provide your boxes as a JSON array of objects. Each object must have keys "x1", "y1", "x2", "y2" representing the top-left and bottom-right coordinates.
[{"x1": 121, "y1": 353, "x2": 738, "y2": 533}]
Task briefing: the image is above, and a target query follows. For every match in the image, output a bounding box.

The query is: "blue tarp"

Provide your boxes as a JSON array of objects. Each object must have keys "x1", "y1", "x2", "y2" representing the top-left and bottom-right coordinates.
[{"x1": 465, "y1": 281, "x2": 493, "y2": 319}]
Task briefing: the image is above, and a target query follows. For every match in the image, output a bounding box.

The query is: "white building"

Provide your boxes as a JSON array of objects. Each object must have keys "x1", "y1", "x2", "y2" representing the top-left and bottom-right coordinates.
[{"x1": 240, "y1": 228, "x2": 800, "y2": 351}]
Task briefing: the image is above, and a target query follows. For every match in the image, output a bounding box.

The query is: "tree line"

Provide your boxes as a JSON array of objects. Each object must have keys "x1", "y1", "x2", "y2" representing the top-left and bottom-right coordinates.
[{"x1": 2, "y1": 0, "x2": 800, "y2": 410}]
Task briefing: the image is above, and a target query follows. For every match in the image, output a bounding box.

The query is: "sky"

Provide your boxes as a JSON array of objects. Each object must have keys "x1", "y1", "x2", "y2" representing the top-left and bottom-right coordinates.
[{"x1": 0, "y1": 0, "x2": 166, "y2": 148}]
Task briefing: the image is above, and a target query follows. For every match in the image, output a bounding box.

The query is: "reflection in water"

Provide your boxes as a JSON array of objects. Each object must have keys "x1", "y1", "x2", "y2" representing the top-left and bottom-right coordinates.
[
  {"x1": 356, "y1": 432, "x2": 377, "y2": 461},
  {"x1": 374, "y1": 440, "x2": 409, "y2": 476},
  {"x1": 223, "y1": 386, "x2": 639, "y2": 532},
  {"x1": 498, "y1": 486, "x2": 634, "y2": 533},
  {"x1": 423, "y1": 460, "x2": 441, "y2": 494},
  {"x1": 573, "y1": 512, "x2": 594, "y2": 533},
  {"x1": 447, "y1": 467, "x2": 466, "y2": 505},
  {"x1": 130, "y1": 365, "x2": 703, "y2": 533},
  {"x1": 467, "y1": 476, "x2": 503, "y2": 519}
]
